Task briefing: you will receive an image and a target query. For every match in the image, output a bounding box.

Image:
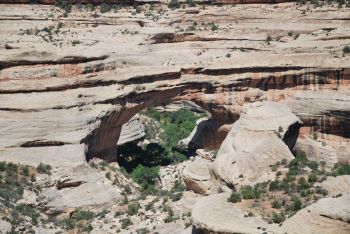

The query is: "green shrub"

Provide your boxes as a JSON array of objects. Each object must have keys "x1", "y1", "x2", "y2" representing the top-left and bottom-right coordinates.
[
  {"x1": 227, "y1": 191, "x2": 242, "y2": 203},
  {"x1": 272, "y1": 212, "x2": 285, "y2": 223},
  {"x1": 60, "y1": 218, "x2": 76, "y2": 230},
  {"x1": 297, "y1": 177, "x2": 310, "y2": 190},
  {"x1": 288, "y1": 195, "x2": 302, "y2": 212},
  {"x1": 272, "y1": 200, "x2": 282, "y2": 209},
  {"x1": 127, "y1": 203, "x2": 140, "y2": 216},
  {"x1": 15, "y1": 204, "x2": 40, "y2": 225},
  {"x1": 37, "y1": 163, "x2": 52, "y2": 175},
  {"x1": 22, "y1": 166, "x2": 30, "y2": 176},
  {"x1": 100, "y1": 3, "x2": 111, "y2": 13},
  {"x1": 55, "y1": 0, "x2": 72, "y2": 17},
  {"x1": 121, "y1": 218, "x2": 132, "y2": 229},
  {"x1": 308, "y1": 173, "x2": 317, "y2": 183},
  {"x1": 211, "y1": 23, "x2": 219, "y2": 31},
  {"x1": 131, "y1": 165, "x2": 159, "y2": 190},
  {"x1": 168, "y1": 0, "x2": 180, "y2": 9},
  {"x1": 0, "y1": 162, "x2": 7, "y2": 171},
  {"x1": 105, "y1": 172, "x2": 111, "y2": 180},
  {"x1": 269, "y1": 180, "x2": 280, "y2": 191},
  {"x1": 186, "y1": 0, "x2": 196, "y2": 6},
  {"x1": 266, "y1": 35, "x2": 272, "y2": 44},
  {"x1": 170, "y1": 192, "x2": 183, "y2": 201},
  {"x1": 315, "y1": 186, "x2": 328, "y2": 196},
  {"x1": 309, "y1": 161, "x2": 318, "y2": 171},
  {"x1": 114, "y1": 211, "x2": 124, "y2": 217},
  {"x1": 241, "y1": 185, "x2": 257, "y2": 199},
  {"x1": 344, "y1": 45, "x2": 350, "y2": 54},
  {"x1": 75, "y1": 210, "x2": 95, "y2": 221},
  {"x1": 332, "y1": 164, "x2": 350, "y2": 176}
]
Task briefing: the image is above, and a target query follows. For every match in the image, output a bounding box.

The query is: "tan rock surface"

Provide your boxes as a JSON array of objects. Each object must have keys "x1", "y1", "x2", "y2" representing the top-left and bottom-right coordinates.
[
  {"x1": 182, "y1": 157, "x2": 220, "y2": 194},
  {"x1": 214, "y1": 101, "x2": 301, "y2": 186},
  {"x1": 192, "y1": 193, "x2": 277, "y2": 234},
  {"x1": 281, "y1": 195, "x2": 350, "y2": 234},
  {"x1": 0, "y1": 3, "x2": 349, "y2": 163},
  {"x1": 317, "y1": 175, "x2": 350, "y2": 196}
]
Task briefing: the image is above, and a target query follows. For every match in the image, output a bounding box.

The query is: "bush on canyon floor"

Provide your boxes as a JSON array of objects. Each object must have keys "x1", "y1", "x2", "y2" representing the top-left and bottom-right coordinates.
[
  {"x1": 168, "y1": 0, "x2": 181, "y2": 9},
  {"x1": 344, "y1": 45, "x2": 350, "y2": 54},
  {"x1": 37, "y1": 162, "x2": 52, "y2": 175},
  {"x1": 100, "y1": 3, "x2": 112, "y2": 13},
  {"x1": 272, "y1": 212, "x2": 286, "y2": 224},
  {"x1": 0, "y1": 162, "x2": 40, "y2": 232},
  {"x1": 187, "y1": 0, "x2": 197, "y2": 6},
  {"x1": 121, "y1": 218, "x2": 133, "y2": 229},
  {"x1": 240, "y1": 183, "x2": 267, "y2": 199},
  {"x1": 127, "y1": 202, "x2": 141, "y2": 216},
  {"x1": 332, "y1": 164, "x2": 350, "y2": 176},
  {"x1": 130, "y1": 165, "x2": 160, "y2": 190},
  {"x1": 55, "y1": 0, "x2": 72, "y2": 17},
  {"x1": 227, "y1": 191, "x2": 242, "y2": 203}
]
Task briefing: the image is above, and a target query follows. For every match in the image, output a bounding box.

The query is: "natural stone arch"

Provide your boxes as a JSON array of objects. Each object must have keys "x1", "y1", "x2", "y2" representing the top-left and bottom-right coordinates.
[
  {"x1": 81, "y1": 67, "x2": 350, "y2": 162},
  {"x1": 81, "y1": 83, "x2": 238, "y2": 162}
]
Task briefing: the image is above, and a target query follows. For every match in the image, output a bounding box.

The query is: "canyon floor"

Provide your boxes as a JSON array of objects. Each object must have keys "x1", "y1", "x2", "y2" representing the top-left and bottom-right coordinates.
[{"x1": 0, "y1": 1, "x2": 350, "y2": 234}]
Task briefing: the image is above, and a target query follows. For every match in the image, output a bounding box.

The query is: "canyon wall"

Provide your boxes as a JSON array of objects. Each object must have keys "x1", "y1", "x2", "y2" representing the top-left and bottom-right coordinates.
[{"x1": 0, "y1": 3, "x2": 349, "y2": 164}]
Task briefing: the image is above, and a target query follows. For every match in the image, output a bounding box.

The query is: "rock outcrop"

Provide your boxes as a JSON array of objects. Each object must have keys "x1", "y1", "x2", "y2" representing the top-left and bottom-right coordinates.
[
  {"x1": 0, "y1": 3, "x2": 349, "y2": 164},
  {"x1": 214, "y1": 101, "x2": 302, "y2": 187},
  {"x1": 317, "y1": 175, "x2": 350, "y2": 196},
  {"x1": 192, "y1": 192, "x2": 350, "y2": 234},
  {"x1": 192, "y1": 193, "x2": 276, "y2": 234},
  {"x1": 117, "y1": 114, "x2": 145, "y2": 145},
  {"x1": 281, "y1": 194, "x2": 350, "y2": 234},
  {"x1": 294, "y1": 136, "x2": 339, "y2": 170},
  {"x1": 182, "y1": 157, "x2": 220, "y2": 195},
  {"x1": 43, "y1": 163, "x2": 137, "y2": 212}
]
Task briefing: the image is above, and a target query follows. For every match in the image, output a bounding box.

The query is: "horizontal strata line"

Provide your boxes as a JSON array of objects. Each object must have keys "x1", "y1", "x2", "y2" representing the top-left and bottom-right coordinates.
[
  {"x1": 0, "y1": 55, "x2": 109, "y2": 70},
  {"x1": 0, "y1": 71, "x2": 182, "y2": 94},
  {"x1": 1, "y1": 72, "x2": 346, "y2": 112},
  {"x1": 0, "y1": 67, "x2": 344, "y2": 95}
]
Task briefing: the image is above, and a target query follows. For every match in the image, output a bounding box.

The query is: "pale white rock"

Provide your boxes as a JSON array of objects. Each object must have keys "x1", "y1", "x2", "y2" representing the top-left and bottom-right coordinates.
[
  {"x1": 192, "y1": 193, "x2": 277, "y2": 234},
  {"x1": 214, "y1": 101, "x2": 301, "y2": 186},
  {"x1": 316, "y1": 175, "x2": 350, "y2": 197},
  {"x1": 281, "y1": 195, "x2": 350, "y2": 234},
  {"x1": 182, "y1": 157, "x2": 220, "y2": 195},
  {"x1": 0, "y1": 219, "x2": 12, "y2": 234},
  {"x1": 294, "y1": 136, "x2": 338, "y2": 170},
  {"x1": 117, "y1": 114, "x2": 145, "y2": 145},
  {"x1": 17, "y1": 189, "x2": 37, "y2": 205},
  {"x1": 43, "y1": 163, "x2": 124, "y2": 212}
]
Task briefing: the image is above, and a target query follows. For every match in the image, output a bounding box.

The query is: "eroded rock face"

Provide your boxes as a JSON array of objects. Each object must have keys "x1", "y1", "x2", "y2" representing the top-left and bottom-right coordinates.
[
  {"x1": 0, "y1": 3, "x2": 349, "y2": 164},
  {"x1": 214, "y1": 101, "x2": 301, "y2": 186},
  {"x1": 182, "y1": 157, "x2": 220, "y2": 195},
  {"x1": 117, "y1": 114, "x2": 145, "y2": 146},
  {"x1": 43, "y1": 163, "x2": 137, "y2": 212}
]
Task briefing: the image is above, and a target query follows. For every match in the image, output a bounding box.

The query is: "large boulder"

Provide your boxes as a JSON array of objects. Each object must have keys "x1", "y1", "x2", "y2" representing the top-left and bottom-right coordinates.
[
  {"x1": 182, "y1": 158, "x2": 220, "y2": 195},
  {"x1": 294, "y1": 136, "x2": 338, "y2": 170},
  {"x1": 281, "y1": 194, "x2": 350, "y2": 234},
  {"x1": 316, "y1": 175, "x2": 350, "y2": 197},
  {"x1": 42, "y1": 163, "x2": 136, "y2": 213},
  {"x1": 214, "y1": 101, "x2": 302, "y2": 186},
  {"x1": 117, "y1": 114, "x2": 145, "y2": 145},
  {"x1": 192, "y1": 193, "x2": 277, "y2": 234}
]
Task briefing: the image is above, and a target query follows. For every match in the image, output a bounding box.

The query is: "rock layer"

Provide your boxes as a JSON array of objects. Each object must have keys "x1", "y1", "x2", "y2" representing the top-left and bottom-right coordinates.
[{"x1": 0, "y1": 3, "x2": 349, "y2": 164}]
